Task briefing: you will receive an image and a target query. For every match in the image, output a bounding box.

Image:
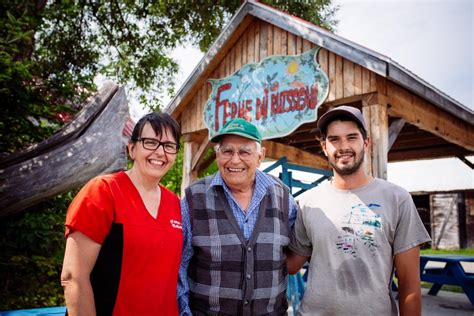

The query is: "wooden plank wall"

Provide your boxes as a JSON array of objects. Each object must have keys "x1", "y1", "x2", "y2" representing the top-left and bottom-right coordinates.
[
  {"x1": 181, "y1": 20, "x2": 377, "y2": 134},
  {"x1": 466, "y1": 191, "x2": 474, "y2": 248},
  {"x1": 431, "y1": 193, "x2": 460, "y2": 249},
  {"x1": 414, "y1": 190, "x2": 474, "y2": 249}
]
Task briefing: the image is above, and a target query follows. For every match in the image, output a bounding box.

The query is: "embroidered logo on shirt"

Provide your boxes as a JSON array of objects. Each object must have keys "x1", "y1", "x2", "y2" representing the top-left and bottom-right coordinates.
[{"x1": 170, "y1": 219, "x2": 182, "y2": 230}]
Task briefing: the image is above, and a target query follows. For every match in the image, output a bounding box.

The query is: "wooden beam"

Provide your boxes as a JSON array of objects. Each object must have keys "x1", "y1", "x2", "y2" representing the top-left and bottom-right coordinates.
[
  {"x1": 322, "y1": 94, "x2": 364, "y2": 108},
  {"x1": 181, "y1": 137, "x2": 198, "y2": 196},
  {"x1": 363, "y1": 93, "x2": 389, "y2": 179},
  {"x1": 354, "y1": 64, "x2": 362, "y2": 95},
  {"x1": 328, "y1": 51, "x2": 336, "y2": 101},
  {"x1": 389, "y1": 146, "x2": 471, "y2": 162},
  {"x1": 299, "y1": 143, "x2": 321, "y2": 152},
  {"x1": 391, "y1": 136, "x2": 448, "y2": 150},
  {"x1": 192, "y1": 136, "x2": 211, "y2": 171},
  {"x1": 343, "y1": 58, "x2": 354, "y2": 98},
  {"x1": 335, "y1": 55, "x2": 343, "y2": 100},
  {"x1": 456, "y1": 155, "x2": 474, "y2": 170},
  {"x1": 283, "y1": 134, "x2": 317, "y2": 145},
  {"x1": 196, "y1": 154, "x2": 217, "y2": 177},
  {"x1": 259, "y1": 20, "x2": 268, "y2": 59},
  {"x1": 388, "y1": 118, "x2": 406, "y2": 150},
  {"x1": 318, "y1": 47, "x2": 328, "y2": 75},
  {"x1": 262, "y1": 140, "x2": 329, "y2": 169},
  {"x1": 386, "y1": 81, "x2": 474, "y2": 151},
  {"x1": 362, "y1": 67, "x2": 371, "y2": 94}
]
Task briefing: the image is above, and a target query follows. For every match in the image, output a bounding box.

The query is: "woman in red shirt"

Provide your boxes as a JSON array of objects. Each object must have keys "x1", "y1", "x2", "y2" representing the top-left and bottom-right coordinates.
[{"x1": 61, "y1": 112, "x2": 183, "y2": 315}]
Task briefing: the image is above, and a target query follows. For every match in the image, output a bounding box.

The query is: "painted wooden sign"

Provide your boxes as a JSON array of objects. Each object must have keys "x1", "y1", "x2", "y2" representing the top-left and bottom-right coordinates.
[{"x1": 204, "y1": 48, "x2": 329, "y2": 140}]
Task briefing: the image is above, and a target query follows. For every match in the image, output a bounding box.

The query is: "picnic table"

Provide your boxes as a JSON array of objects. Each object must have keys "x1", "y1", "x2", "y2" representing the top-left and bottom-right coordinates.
[
  {"x1": 420, "y1": 254, "x2": 474, "y2": 305},
  {"x1": 0, "y1": 306, "x2": 65, "y2": 316}
]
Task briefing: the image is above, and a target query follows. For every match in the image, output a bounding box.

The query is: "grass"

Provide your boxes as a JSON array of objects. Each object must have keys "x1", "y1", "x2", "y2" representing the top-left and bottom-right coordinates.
[
  {"x1": 418, "y1": 248, "x2": 474, "y2": 293},
  {"x1": 421, "y1": 248, "x2": 474, "y2": 256},
  {"x1": 420, "y1": 283, "x2": 463, "y2": 293}
]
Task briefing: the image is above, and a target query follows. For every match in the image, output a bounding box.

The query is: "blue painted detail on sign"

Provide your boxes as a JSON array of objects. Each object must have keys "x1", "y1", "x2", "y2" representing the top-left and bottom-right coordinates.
[{"x1": 204, "y1": 48, "x2": 329, "y2": 140}]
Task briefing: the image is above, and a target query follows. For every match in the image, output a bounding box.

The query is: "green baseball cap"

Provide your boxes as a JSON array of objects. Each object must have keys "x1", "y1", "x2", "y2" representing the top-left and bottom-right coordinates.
[{"x1": 210, "y1": 118, "x2": 262, "y2": 143}]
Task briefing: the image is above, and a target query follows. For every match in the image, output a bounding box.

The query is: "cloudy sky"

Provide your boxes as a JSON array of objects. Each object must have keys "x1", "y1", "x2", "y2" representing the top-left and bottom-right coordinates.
[
  {"x1": 144, "y1": 0, "x2": 473, "y2": 191},
  {"x1": 335, "y1": 0, "x2": 473, "y2": 109},
  {"x1": 332, "y1": 0, "x2": 474, "y2": 191},
  {"x1": 330, "y1": 0, "x2": 474, "y2": 191}
]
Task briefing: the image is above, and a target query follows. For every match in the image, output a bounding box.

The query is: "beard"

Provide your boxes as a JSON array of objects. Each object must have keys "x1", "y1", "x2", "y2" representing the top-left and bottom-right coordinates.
[{"x1": 328, "y1": 148, "x2": 365, "y2": 176}]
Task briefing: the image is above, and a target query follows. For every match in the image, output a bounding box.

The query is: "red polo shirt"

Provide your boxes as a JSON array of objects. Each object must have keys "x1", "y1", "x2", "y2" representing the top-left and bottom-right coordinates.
[{"x1": 65, "y1": 171, "x2": 182, "y2": 315}]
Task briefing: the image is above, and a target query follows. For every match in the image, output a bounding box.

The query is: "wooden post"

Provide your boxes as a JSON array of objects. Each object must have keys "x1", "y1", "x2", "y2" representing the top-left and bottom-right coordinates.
[
  {"x1": 388, "y1": 118, "x2": 406, "y2": 150},
  {"x1": 181, "y1": 137, "x2": 195, "y2": 197},
  {"x1": 362, "y1": 93, "x2": 388, "y2": 179},
  {"x1": 262, "y1": 140, "x2": 329, "y2": 170},
  {"x1": 191, "y1": 137, "x2": 211, "y2": 171}
]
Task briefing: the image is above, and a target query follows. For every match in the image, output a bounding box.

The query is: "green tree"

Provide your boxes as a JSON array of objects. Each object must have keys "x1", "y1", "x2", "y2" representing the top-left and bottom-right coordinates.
[
  {"x1": 1, "y1": 0, "x2": 337, "y2": 154},
  {"x1": 0, "y1": 192, "x2": 76, "y2": 310},
  {"x1": 0, "y1": 0, "x2": 337, "y2": 310}
]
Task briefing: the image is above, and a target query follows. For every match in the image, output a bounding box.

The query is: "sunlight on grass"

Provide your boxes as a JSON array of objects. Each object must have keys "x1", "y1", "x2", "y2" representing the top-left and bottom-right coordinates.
[{"x1": 421, "y1": 248, "x2": 474, "y2": 256}]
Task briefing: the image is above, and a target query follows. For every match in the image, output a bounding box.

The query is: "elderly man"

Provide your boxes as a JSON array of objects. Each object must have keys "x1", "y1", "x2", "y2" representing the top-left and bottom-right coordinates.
[
  {"x1": 287, "y1": 105, "x2": 431, "y2": 315},
  {"x1": 178, "y1": 118, "x2": 298, "y2": 315}
]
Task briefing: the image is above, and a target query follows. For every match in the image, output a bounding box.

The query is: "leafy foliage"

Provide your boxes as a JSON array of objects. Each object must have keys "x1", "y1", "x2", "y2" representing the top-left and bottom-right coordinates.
[
  {"x1": 273, "y1": 0, "x2": 338, "y2": 31},
  {"x1": 161, "y1": 145, "x2": 219, "y2": 195},
  {"x1": 161, "y1": 142, "x2": 185, "y2": 194},
  {"x1": 0, "y1": 191, "x2": 76, "y2": 310}
]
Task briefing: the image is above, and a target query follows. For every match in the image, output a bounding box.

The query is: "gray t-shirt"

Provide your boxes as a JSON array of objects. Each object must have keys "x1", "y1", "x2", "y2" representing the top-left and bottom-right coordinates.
[{"x1": 290, "y1": 178, "x2": 431, "y2": 316}]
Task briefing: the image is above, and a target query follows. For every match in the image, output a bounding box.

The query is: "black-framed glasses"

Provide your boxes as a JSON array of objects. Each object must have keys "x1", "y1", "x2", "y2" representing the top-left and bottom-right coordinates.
[
  {"x1": 138, "y1": 138, "x2": 179, "y2": 154},
  {"x1": 217, "y1": 146, "x2": 255, "y2": 160}
]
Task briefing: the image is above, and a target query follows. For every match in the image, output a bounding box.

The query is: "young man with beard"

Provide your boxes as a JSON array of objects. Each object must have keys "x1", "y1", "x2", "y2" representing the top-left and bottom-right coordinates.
[{"x1": 287, "y1": 105, "x2": 430, "y2": 316}]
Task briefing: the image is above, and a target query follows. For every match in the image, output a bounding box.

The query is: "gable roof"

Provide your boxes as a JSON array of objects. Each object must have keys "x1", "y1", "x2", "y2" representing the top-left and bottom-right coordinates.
[{"x1": 164, "y1": 0, "x2": 473, "y2": 125}]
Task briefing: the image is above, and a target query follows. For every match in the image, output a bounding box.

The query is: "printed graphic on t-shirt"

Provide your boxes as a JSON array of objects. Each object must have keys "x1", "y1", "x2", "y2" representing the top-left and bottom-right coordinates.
[{"x1": 336, "y1": 203, "x2": 382, "y2": 257}]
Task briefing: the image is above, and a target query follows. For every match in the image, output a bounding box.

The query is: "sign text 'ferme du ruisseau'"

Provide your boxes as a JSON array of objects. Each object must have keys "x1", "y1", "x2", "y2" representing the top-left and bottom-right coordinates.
[{"x1": 204, "y1": 48, "x2": 329, "y2": 140}]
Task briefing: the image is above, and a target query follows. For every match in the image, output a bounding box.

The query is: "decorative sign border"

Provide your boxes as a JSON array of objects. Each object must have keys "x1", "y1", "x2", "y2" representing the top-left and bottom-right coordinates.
[{"x1": 204, "y1": 47, "x2": 329, "y2": 140}]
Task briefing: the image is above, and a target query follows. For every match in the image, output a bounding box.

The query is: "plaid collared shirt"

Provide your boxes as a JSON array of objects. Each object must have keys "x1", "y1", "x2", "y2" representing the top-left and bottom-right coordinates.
[{"x1": 177, "y1": 170, "x2": 298, "y2": 315}]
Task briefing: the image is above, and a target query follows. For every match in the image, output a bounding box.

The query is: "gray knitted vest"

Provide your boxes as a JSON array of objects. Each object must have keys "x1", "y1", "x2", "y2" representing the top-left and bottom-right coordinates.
[{"x1": 185, "y1": 174, "x2": 290, "y2": 316}]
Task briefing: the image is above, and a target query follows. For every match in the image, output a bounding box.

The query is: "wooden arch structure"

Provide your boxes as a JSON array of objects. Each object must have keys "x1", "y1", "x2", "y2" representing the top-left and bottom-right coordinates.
[{"x1": 164, "y1": 1, "x2": 473, "y2": 195}]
